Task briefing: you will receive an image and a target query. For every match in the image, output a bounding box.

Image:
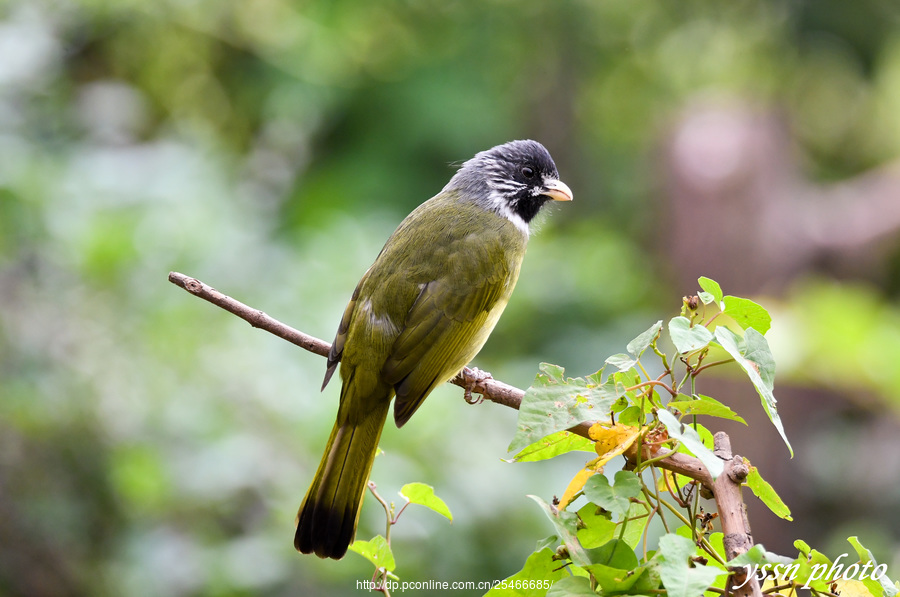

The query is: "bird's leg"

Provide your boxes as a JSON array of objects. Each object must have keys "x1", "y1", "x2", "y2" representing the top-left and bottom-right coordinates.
[{"x1": 461, "y1": 366, "x2": 493, "y2": 404}]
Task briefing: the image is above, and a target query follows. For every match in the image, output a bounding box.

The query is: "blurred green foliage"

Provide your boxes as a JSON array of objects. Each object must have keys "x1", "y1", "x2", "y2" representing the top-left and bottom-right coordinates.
[{"x1": 1, "y1": 0, "x2": 900, "y2": 595}]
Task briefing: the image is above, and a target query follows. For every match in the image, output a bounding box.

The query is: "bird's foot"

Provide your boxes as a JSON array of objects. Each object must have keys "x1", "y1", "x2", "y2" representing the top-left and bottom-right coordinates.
[{"x1": 461, "y1": 367, "x2": 493, "y2": 404}]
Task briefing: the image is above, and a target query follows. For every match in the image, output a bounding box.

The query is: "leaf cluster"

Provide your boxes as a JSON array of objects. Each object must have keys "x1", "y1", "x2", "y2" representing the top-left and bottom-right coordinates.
[{"x1": 484, "y1": 277, "x2": 898, "y2": 597}]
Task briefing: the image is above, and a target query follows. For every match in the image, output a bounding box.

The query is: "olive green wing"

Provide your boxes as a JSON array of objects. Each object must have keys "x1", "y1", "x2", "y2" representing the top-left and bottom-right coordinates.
[
  {"x1": 382, "y1": 246, "x2": 517, "y2": 427},
  {"x1": 322, "y1": 266, "x2": 372, "y2": 390}
]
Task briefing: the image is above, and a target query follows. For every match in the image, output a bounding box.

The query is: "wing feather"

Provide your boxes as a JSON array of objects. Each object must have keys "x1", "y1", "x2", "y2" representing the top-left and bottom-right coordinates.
[
  {"x1": 384, "y1": 254, "x2": 514, "y2": 427},
  {"x1": 327, "y1": 193, "x2": 527, "y2": 427}
]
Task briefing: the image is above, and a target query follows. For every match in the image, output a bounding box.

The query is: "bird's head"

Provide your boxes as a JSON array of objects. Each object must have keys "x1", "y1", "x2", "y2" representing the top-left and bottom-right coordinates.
[{"x1": 445, "y1": 140, "x2": 573, "y2": 234}]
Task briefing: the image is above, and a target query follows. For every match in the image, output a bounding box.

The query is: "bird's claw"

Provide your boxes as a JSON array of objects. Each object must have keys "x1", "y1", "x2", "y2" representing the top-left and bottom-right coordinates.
[
  {"x1": 462, "y1": 367, "x2": 493, "y2": 405},
  {"x1": 463, "y1": 388, "x2": 481, "y2": 404}
]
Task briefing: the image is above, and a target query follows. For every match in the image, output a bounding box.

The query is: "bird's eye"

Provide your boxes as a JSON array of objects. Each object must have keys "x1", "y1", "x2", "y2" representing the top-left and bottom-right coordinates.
[{"x1": 521, "y1": 166, "x2": 535, "y2": 179}]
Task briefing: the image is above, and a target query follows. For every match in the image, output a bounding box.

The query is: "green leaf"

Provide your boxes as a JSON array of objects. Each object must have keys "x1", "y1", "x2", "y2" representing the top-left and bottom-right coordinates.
[
  {"x1": 528, "y1": 495, "x2": 591, "y2": 567},
  {"x1": 669, "y1": 316, "x2": 715, "y2": 353},
  {"x1": 582, "y1": 538, "x2": 661, "y2": 594},
  {"x1": 656, "y1": 534, "x2": 724, "y2": 597},
  {"x1": 627, "y1": 320, "x2": 663, "y2": 357},
  {"x1": 507, "y1": 430, "x2": 596, "y2": 463},
  {"x1": 715, "y1": 328, "x2": 793, "y2": 456},
  {"x1": 704, "y1": 533, "x2": 729, "y2": 571},
  {"x1": 723, "y1": 295, "x2": 772, "y2": 334},
  {"x1": 657, "y1": 409, "x2": 724, "y2": 479},
  {"x1": 349, "y1": 535, "x2": 396, "y2": 571},
  {"x1": 399, "y1": 482, "x2": 452, "y2": 521},
  {"x1": 790, "y1": 547, "x2": 834, "y2": 592},
  {"x1": 576, "y1": 503, "x2": 617, "y2": 549},
  {"x1": 583, "y1": 470, "x2": 642, "y2": 517},
  {"x1": 744, "y1": 467, "x2": 791, "y2": 520},
  {"x1": 546, "y1": 576, "x2": 597, "y2": 597},
  {"x1": 605, "y1": 353, "x2": 637, "y2": 372},
  {"x1": 485, "y1": 547, "x2": 569, "y2": 597},
  {"x1": 667, "y1": 394, "x2": 746, "y2": 425},
  {"x1": 674, "y1": 524, "x2": 695, "y2": 541},
  {"x1": 572, "y1": 563, "x2": 630, "y2": 594},
  {"x1": 620, "y1": 501, "x2": 651, "y2": 550},
  {"x1": 670, "y1": 420, "x2": 714, "y2": 458},
  {"x1": 585, "y1": 561, "x2": 662, "y2": 594},
  {"x1": 698, "y1": 277, "x2": 724, "y2": 307},
  {"x1": 847, "y1": 536, "x2": 872, "y2": 564},
  {"x1": 535, "y1": 535, "x2": 558, "y2": 552},
  {"x1": 847, "y1": 536, "x2": 899, "y2": 597},
  {"x1": 785, "y1": 541, "x2": 834, "y2": 592},
  {"x1": 701, "y1": 532, "x2": 743, "y2": 595},
  {"x1": 617, "y1": 405, "x2": 646, "y2": 427},
  {"x1": 537, "y1": 362, "x2": 566, "y2": 379},
  {"x1": 632, "y1": 563, "x2": 664, "y2": 594},
  {"x1": 509, "y1": 364, "x2": 622, "y2": 453},
  {"x1": 694, "y1": 421, "x2": 716, "y2": 449},
  {"x1": 794, "y1": 539, "x2": 811, "y2": 558},
  {"x1": 586, "y1": 538, "x2": 639, "y2": 569}
]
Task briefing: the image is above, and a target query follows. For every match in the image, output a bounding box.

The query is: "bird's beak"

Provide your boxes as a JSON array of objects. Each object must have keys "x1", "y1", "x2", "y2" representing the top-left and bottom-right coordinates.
[{"x1": 542, "y1": 179, "x2": 574, "y2": 202}]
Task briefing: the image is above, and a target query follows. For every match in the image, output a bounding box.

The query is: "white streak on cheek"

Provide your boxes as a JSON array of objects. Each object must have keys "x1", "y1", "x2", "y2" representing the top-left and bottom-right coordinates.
[{"x1": 489, "y1": 190, "x2": 530, "y2": 236}]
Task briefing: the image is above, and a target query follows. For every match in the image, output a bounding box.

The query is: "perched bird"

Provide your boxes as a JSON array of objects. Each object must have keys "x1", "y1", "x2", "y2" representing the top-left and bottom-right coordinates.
[{"x1": 295, "y1": 140, "x2": 573, "y2": 559}]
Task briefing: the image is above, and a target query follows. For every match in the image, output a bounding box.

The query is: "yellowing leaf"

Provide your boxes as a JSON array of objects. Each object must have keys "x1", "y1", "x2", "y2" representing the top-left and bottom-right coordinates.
[
  {"x1": 558, "y1": 458, "x2": 602, "y2": 510},
  {"x1": 557, "y1": 424, "x2": 644, "y2": 510},
  {"x1": 657, "y1": 468, "x2": 674, "y2": 492},
  {"x1": 833, "y1": 579, "x2": 875, "y2": 597},
  {"x1": 589, "y1": 423, "x2": 642, "y2": 467}
]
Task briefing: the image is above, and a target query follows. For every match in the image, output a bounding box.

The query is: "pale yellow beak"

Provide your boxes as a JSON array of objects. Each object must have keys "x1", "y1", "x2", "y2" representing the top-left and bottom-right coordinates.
[{"x1": 542, "y1": 178, "x2": 574, "y2": 202}]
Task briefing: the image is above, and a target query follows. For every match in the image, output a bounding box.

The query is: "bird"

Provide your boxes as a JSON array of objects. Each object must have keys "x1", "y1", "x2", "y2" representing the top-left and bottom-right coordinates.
[{"x1": 295, "y1": 139, "x2": 573, "y2": 559}]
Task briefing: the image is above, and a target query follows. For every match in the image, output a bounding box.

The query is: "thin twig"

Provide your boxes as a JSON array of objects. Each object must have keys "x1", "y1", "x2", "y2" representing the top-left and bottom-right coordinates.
[
  {"x1": 693, "y1": 358, "x2": 736, "y2": 375},
  {"x1": 625, "y1": 379, "x2": 677, "y2": 397},
  {"x1": 167, "y1": 271, "x2": 331, "y2": 357},
  {"x1": 367, "y1": 481, "x2": 393, "y2": 545}
]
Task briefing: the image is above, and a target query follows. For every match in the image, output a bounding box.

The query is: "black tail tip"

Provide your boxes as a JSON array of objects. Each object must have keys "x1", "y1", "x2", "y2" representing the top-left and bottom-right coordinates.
[
  {"x1": 294, "y1": 530, "x2": 350, "y2": 560},
  {"x1": 294, "y1": 503, "x2": 356, "y2": 560}
]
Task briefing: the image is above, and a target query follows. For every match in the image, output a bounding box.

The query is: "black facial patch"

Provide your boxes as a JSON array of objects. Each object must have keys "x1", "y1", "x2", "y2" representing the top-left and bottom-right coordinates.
[{"x1": 489, "y1": 140, "x2": 561, "y2": 223}]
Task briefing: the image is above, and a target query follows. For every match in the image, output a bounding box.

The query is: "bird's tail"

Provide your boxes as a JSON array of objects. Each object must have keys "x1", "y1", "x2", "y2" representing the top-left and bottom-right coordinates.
[{"x1": 295, "y1": 399, "x2": 390, "y2": 559}]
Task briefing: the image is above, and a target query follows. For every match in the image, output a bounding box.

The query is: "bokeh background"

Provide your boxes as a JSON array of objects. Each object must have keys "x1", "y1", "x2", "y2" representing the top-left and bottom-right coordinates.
[{"x1": 3, "y1": 0, "x2": 900, "y2": 595}]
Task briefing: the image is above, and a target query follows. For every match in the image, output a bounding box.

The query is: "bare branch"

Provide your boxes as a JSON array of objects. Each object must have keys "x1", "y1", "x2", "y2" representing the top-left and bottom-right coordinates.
[
  {"x1": 712, "y1": 432, "x2": 760, "y2": 597},
  {"x1": 630, "y1": 444, "x2": 715, "y2": 489},
  {"x1": 168, "y1": 271, "x2": 331, "y2": 357}
]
